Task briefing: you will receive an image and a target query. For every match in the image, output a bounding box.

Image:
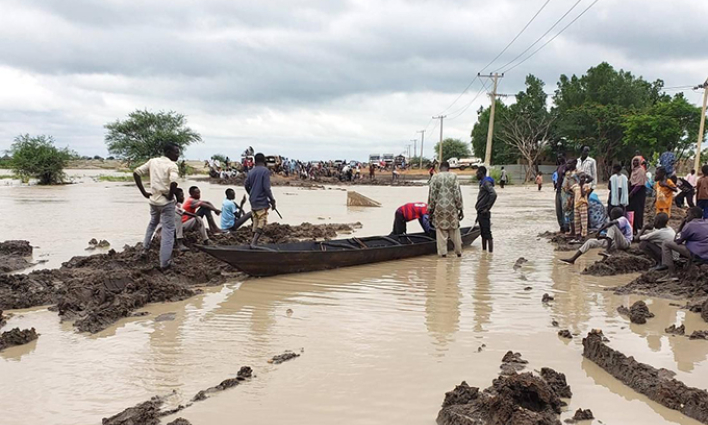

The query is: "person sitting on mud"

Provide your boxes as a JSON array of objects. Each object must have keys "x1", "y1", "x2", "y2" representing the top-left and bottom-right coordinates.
[
  {"x1": 658, "y1": 207, "x2": 708, "y2": 281},
  {"x1": 175, "y1": 188, "x2": 209, "y2": 249},
  {"x1": 221, "y1": 188, "x2": 253, "y2": 232},
  {"x1": 392, "y1": 202, "x2": 432, "y2": 235},
  {"x1": 637, "y1": 213, "x2": 675, "y2": 268},
  {"x1": 561, "y1": 207, "x2": 633, "y2": 264},
  {"x1": 245, "y1": 153, "x2": 276, "y2": 247},
  {"x1": 654, "y1": 166, "x2": 678, "y2": 217},
  {"x1": 183, "y1": 186, "x2": 222, "y2": 234}
]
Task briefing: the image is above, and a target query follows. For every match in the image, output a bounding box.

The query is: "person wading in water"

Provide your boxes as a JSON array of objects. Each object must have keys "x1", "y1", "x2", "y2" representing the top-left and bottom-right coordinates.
[{"x1": 245, "y1": 153, "x2": 276, "y2": 247}]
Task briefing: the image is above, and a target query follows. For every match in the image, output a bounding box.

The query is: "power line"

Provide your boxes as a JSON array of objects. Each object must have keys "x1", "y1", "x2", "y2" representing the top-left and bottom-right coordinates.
[
  {"x1": 446, "y1": 79, "x2": 492, "y2": 121},
  {"x1": 493, "y1": 0, "x2": 583, "y2": 74},
  {"x1": 503, "y1": 0, "x2": 601, "y2": 74},
  {"x1": 435, "y1": 0, "x2": 554, "y2": 115}
]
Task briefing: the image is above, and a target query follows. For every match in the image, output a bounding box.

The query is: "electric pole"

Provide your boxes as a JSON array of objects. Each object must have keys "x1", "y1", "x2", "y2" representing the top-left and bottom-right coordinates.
[
  {"x1": 410, "y1": 139, "x2": 418, "y2": 160},
  {"x1": 695, "y1": 78, "x2": 708, "y2": 172},
  {"x1": 479, "y1": 73, "x2": 504, "y2": 167},
  {"x1": 417, "y1": 130, "x2": 425, "y2": 169},
  {"x1": 432, "y1": 115, "x2": 446, "y2": 166}
]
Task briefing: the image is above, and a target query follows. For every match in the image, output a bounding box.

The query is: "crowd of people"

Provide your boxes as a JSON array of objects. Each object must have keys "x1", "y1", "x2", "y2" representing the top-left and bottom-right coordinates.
[{"x1": 553, "y1": 146, "x2": 708, "y2": 280}]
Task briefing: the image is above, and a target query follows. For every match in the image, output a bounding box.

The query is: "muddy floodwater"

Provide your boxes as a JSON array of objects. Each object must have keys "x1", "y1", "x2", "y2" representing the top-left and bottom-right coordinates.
[{"x1": 1, "y1": 178, "x2": 708, "y2": 425}]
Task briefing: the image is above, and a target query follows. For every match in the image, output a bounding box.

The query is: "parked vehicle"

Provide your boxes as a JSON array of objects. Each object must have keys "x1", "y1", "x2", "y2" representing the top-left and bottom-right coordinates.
[
  {"x1": 369, "y1": 154, "x2": 381, "y2": 163},
  {"x1": 448, "y1": 157, "x2": 483, "y2": 171},
  {"x1": 382, "y1": 154, "x2": 395, "y2": 166}
]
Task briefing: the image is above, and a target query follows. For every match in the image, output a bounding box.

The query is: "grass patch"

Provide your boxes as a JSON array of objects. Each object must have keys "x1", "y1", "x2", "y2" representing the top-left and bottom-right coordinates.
[
  {"x1": 97, "y1": 175, "x2": 133, "y2": 182},
  {"x1": 0, "y1": 174, "x2": 17, "y2": 180}
]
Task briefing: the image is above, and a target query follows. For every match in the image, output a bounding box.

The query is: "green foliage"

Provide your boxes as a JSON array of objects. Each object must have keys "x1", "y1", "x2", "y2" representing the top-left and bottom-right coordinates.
[
  {"x1": 622, "y1": 93, "x2": 703, "y2": 161},
  {"x1": 211, "y1": 154, "x2": 228, "y2": 164},
  {"x1": 9, "y1": 134, "x2": 74, "y2": 184},
  {"x1": 488, "y1": 168, "x2": 512, "y2": 185},
  {"x1": 552, "y1": 62, "x2": 663, "y2": 178},
  {"x1": 104, "y1": 109, "x2": 201, "y2": 167},
  {"x1": 97, "y1": 175, "x2": 134, "y2": 182},
  {"x1": 471, "y1": 101, "x2": 518, "y2": 164},
  {"x1": 177, "y1": 160, "x2": 195, "y2": 178},
  {"x1": 433, "y1": 138, "x2": 471, "y2": 162}
]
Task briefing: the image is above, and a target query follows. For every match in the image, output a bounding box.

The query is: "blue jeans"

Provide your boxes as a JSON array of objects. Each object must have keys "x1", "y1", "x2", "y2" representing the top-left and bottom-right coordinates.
[{"x1": 142, "y1": 201, "x2": 176, "y2": 268}]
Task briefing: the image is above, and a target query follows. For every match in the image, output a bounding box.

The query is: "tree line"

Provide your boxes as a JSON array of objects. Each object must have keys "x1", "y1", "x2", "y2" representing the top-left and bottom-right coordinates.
[{"x1": 471, "y1": 62, "x2": 705, "y2": 181}]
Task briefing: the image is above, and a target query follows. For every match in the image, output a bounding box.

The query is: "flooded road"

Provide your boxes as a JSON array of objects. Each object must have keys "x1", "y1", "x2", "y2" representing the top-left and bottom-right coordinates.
[{"x1": 1, "y1": 179, "x2": 707, "y2": 424}]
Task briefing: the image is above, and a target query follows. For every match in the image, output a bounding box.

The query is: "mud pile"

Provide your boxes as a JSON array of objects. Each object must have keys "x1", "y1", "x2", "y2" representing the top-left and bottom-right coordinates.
[
  {"x1": 582, "y1": 329, "x2": 708, "y2": 424},
  {"x1": 268, "y1": 350, "x2": 300, "y2": 364},
  {"x1": 538, "y1": 232, "x2": 581, "y2": 252},
  {"x1": 104, "y1": 366, "x2": 253, "y2": 425},
  {"x1": 583, "y1": 247, "x2": 654, "y2": 276},
  {"x1": 0, "y1": 240, "x2": 33, "y2": 273},
  {"x1": 0, "y1": 222, "x2": 358, "y2": 333},
  {"x1": 0, "y1": 327, "x2": 38, "y2": 351},
  {"x1": 500, "y1": 351, "x2": 528, "y2": 375},
  {"x1": 612, "y1": 264, "x2": 708, "y2": 299},
  {"x1": 617, "y1": 300, "x2": 655, "y2": 324},
  {"x1": 539, "y1": 367, "x2": 572, "y2": 398},
  {"x1": 0, "y1": 310, "x2": 7, "y2": 328},
  {"x1": 437, "y1": 372, "x2": 564, "y2": 425},
  {"x1": 565, "y1": 408, "x2": 594, "y2": 423}
]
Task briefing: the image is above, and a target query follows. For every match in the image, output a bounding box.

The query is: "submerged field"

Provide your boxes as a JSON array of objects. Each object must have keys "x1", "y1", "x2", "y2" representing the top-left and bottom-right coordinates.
[{"x1": 1, "y1": 178, "x2": 707, "y2": 425}]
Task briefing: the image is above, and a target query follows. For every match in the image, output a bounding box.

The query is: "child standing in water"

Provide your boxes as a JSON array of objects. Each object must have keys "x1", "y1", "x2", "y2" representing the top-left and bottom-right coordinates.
[
  {"x1": 535, "y1": 172, "x2": 543, "y2": 191},
  {"x1": 654, "y1": 166, "x2": 678, "y2": 217},
  {"x1": 572, "y1": 173, "x2": 591, "y2": 238}
]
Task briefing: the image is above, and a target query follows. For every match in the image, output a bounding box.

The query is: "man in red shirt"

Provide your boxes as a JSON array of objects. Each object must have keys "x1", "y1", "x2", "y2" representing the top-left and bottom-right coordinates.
[
  {"x1": 392, "y1": 202, "x2": 433, "y2": 235},
  {"x1": 183, "y1": 186, "x2": 223, "y2": 234}
]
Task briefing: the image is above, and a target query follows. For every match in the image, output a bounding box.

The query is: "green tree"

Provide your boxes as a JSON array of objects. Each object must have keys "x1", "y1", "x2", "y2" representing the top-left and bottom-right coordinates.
[
  {"x1": 498, "y1": 75, "x2": 556, "y2": 181},
  {"x1": 211, "y1": 154, "x2": 228, "y2": 164},
  {"x1": 9, "y1": 134, "x2": 75, "y2": 184},
  {"x1": 622, "y1": 93, "x2": 703, "y2": 161},
  {"x1": 471, "y1": 101, "x2": 518, "y2": 164},
  {"x1": 104, "y1": 109, "x2": 201, "y2": 166},
  {"x1": 433, "y1": 138, "x2": 471, "y2": 162},
  {"x1": 553, "y1": 62, "x2": 662, "y2": 178}
]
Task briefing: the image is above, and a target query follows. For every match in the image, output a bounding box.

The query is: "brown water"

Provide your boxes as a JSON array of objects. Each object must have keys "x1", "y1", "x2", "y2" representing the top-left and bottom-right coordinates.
[{"x1": 1, "y1": 180, "x2": 707, "y2": 425}]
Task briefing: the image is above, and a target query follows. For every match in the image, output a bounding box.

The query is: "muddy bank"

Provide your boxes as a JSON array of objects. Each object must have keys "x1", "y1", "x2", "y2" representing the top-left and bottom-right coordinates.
[
  {"x1": 0, "y1": 327, "x2": 38, "y2": 351},
  {"x1": 611, "y1": 264, "x2": 708, "y2": 300},
  {"x1": 0, "y1": 240, "x2": 33, "y2": 273},
  {"x1": 538, "y1": 232, "x2": 581, "y2": 252},
  {"x1": 583, "y1": 247, "x2": 654, "y2": 276},
  {"x1": 582, "y1": 330, "x2": 708, "y2": 424},
  {"x1": 104, "y1": 366, "x2": 252, "y2": 425},
  {"x1": 617, "y1": 300, "x2": 654, "y2": 324},
  {"x1": 437, "y1": 371, "x2": 565, "y2": 425},
  {"x1": 0, "y1": 222, "x2": 358, "y2": 333}
]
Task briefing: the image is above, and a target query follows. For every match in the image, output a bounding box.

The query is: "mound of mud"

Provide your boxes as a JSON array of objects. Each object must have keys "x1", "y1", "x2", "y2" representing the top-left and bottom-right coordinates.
[
  {"x1": 268, "y1": 350, "x2": 300, "y2": 364},
  {"x1": 500, "y1": 351, "x2": 528, "y2": 375},
  {"x1": 538, "y1": 232, "x2": 581, "y2": 252},
  {"x1": 0, "y1": 240, "x2": 33, "y2": 273},
  {"x1": 583, "y1": 247, "x2": 654, "y2": 276},
  {"x1": 582, "y1": 329, "x2": 708, "y2": 424},
  {"x1": 540, "y1": 367, "x2": 572, "y2": 398},
  {"x1": 617, "y1": 300, "x2": 654, "y2": 324},
  {"x1": 0, "y1": 310, "x2": 7, "y2": 329},
  {"x1": 0, "y1": 327, "x2": 38, "y2": 351},
  {"x1": 166, "y1": 419, "x2": 192, "y2": 425},
  {"x1": 437, "y1": 372, "x2": 564, "y2": 425},
  {"x1": 191, "y1": 366, "x2": 253, "y2": 402},
  {"x1": 611, "y1": 265, "x2": 708, "y2": 299},
  {"x1": 0, "y1": 223, "x2": 358, "y2": 333},
  {"x1": 564, "y1": 408, "x2": 594, "y2": 423}
]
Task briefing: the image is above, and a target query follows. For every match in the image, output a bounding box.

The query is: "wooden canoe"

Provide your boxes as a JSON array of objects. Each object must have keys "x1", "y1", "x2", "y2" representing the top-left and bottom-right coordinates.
[{"x1": 197, "y1": 226, "x2": 480, "y2": 277}]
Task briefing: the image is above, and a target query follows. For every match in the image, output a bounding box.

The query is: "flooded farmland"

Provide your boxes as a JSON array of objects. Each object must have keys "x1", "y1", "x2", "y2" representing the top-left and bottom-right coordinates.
[{"x1": 1, "y1": 178, "x2": 707, "y2": 425}]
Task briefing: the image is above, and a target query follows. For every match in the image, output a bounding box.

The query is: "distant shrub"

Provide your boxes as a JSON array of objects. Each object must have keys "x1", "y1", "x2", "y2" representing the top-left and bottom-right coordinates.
[{"x1": 9, "y1": 134, "x2": 74, "y2": 184}]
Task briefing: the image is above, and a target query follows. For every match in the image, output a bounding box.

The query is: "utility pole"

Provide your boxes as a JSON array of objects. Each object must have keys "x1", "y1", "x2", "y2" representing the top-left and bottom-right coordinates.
[
  {"x1": 479, "y1": 73, "x2": 504, "y2": 167},
  {"x1": 695, "y1": 78, "x2": 708, "y2": 172},
  {"x1": 410, "y1": 139, "x2": 417, "y2": 160},
  {"x1": 417, "y1": 130, "x2": 425, "y2": 169},
  {"x1": 432, "y1": 115, "x2": 446, "y2": 167}
]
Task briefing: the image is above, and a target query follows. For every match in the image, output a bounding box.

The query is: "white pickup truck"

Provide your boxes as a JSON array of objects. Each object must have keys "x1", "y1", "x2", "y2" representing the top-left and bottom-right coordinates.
[{"x1": 448, "y1": 157, "x2": 484, "y2": 171}]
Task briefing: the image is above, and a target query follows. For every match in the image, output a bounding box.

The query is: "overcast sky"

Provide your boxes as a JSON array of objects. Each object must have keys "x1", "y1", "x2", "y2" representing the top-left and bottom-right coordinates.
[{"x1": 1, "y1": 0, "x2": 707, "y2": 161}]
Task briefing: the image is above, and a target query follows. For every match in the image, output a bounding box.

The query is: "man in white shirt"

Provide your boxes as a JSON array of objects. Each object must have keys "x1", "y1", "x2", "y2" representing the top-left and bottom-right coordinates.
[
  {"x1": 577, "y1": 145, "x2": 598, "y2": 191},
  {"x1": 637, "y1": 212, "x2": 675, "y2": 267},
  {"x1": 133, "y1": 143, "x2": 180, "y2": 269}
]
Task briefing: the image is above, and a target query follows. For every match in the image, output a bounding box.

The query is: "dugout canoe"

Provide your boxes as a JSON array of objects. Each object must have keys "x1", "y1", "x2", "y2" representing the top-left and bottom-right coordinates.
[{"x1": 197, "y1": 226, "x2": 481, "y2": 277}]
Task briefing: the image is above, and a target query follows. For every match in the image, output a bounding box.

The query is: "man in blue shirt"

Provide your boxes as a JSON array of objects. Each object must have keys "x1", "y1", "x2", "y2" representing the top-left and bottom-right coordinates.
[
  {"x1": 221, "y1": 188, "x2": 252, "y2": 232},
  {"x1": 659, "y1": 207, "x2": 708, "y2": 280},
  {"x1": 245, "y1": 153, "x2": 276, "y2": 247}
]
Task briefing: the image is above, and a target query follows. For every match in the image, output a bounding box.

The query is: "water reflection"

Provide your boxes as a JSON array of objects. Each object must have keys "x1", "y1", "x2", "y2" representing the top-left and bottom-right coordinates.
[
  {"x1": 424, "y1": 258, "x2": 461, "y2": 349},
  {"x1": 471, "y1": 254, "x2": 492, "y2": 333}
]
